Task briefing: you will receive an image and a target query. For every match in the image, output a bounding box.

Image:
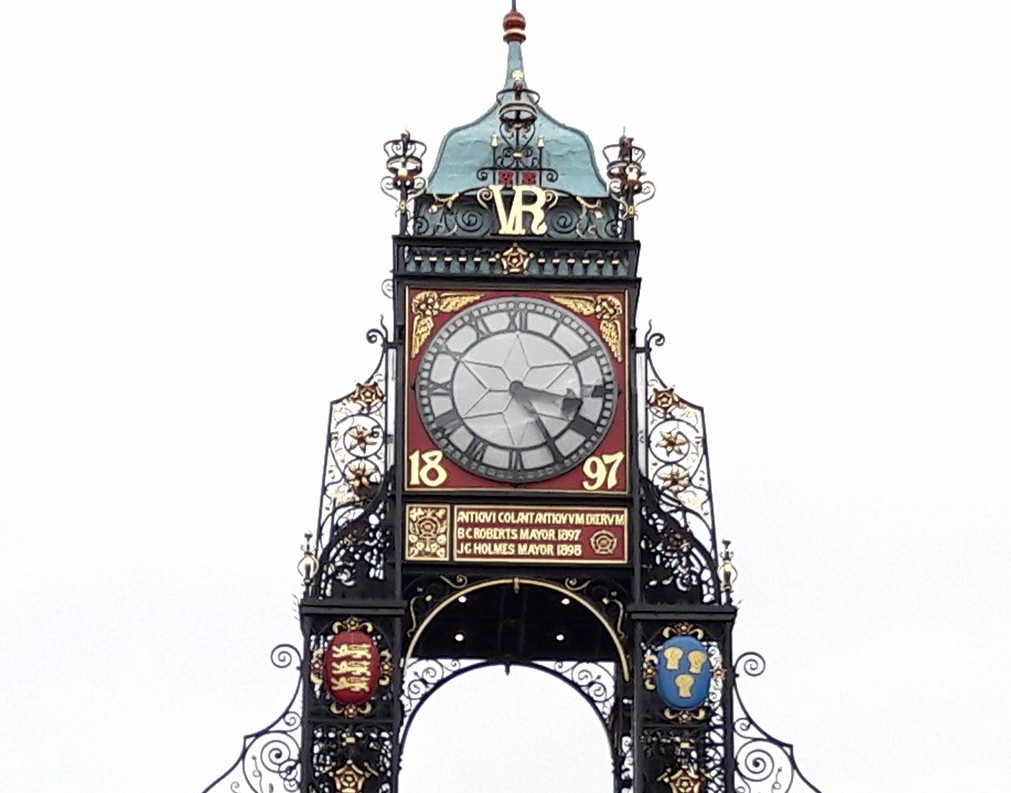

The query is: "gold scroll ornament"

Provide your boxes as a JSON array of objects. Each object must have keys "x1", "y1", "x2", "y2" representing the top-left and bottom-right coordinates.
[
  {"x1": 410, "y1": 291, "x2": 482, "y2": 358},
  {"x1": 550, "y1": 294, "x2": 624, "y2": 362}
]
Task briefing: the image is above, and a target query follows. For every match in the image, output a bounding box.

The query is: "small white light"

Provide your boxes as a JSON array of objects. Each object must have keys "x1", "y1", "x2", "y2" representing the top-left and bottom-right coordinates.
[
  {"x1": 454, "y1": 633, "x2": 465, "y2": 642},
  {"x1": 458, "y1": 595, "x2": 467, "y2": 604},
  {"x1": 560, "y1": 597, "x2": 571, "y2": 606},
  {"x1": 555, "y1": 633, "x2": 565, "y2": 642}
]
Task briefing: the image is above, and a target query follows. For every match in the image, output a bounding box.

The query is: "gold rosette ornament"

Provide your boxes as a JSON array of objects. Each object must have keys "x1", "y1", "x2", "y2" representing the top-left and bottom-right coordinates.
[
  {"x1": 331, "y1": 760, "x2": 378, "y2": 793},
  {"x1": 499, "y1": 243, "x2": 534, "y2": 274},
  {"x1": 647, "y1": 385, "x2": 680, "y2": 417},
  {"x1": 349, "y1": 381, "x2": 385, "y2": 413},
  {"x1": 589, "y1": 529, "x2": 618, "y2": 556},
  {"x1": 549, "y1": 294, "x2": 624, "y2": 361},
  {"x1": 659, "y1": 767, "x2": 705, "y2": 793},
  {"x1": 410, "y1": 291, "x2": 482, "y2": 358}
]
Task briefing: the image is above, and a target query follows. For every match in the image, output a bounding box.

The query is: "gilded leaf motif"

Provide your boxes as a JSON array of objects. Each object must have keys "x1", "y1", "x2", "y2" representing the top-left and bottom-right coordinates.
[
  {"x1": 411, "y1": 315, "x2": 434, "y2": 358},
  {"x1": 600, "y1": 319, "x2": 623, "y2": 362},
  {"x1": 436, "y1": 293, "x2": 482, "y2": 313},
  {"x1": 551, "y1": 295, "x2": 598, "y2": 315}
]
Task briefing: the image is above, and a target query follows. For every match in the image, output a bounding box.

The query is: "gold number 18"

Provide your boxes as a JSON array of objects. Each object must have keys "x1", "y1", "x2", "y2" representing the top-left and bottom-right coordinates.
[{"x1": 408, "y1": 449, "x2": 449, "y2": 488}]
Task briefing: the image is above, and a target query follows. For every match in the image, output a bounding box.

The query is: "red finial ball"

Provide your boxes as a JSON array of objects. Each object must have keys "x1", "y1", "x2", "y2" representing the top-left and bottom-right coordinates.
[{"x1": 503, "y1": 9, "x2": 526, "y2": 43}]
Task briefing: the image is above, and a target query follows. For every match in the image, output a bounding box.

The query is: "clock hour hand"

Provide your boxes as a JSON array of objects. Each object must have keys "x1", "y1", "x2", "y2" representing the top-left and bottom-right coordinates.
[{"x1": 512, "y1": 391, "x2": 564, "y2": 463}]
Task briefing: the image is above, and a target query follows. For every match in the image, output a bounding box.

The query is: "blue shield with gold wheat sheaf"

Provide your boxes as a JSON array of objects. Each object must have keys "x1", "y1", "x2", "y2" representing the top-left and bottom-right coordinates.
[{"x1": 656, "y1": 636, "x2": 712, "y2": 710}]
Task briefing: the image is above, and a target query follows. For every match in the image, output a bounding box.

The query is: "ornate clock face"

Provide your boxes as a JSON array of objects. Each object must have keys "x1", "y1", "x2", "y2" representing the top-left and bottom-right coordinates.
[{"x1": 415, "y1": 296, "x2": 618, "y2": 483}]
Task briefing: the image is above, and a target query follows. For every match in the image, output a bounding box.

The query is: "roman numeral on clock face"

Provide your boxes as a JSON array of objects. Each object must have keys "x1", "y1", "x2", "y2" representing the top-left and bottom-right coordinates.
[
  {"x1": 543, "y1": 435, "x2": 563, "y2": 464},
  {"x1": 462, "y1": 314, "x2": 493, "y2": 340},
  {"x1": 426, "y1": 380, "x2": 452, "y2": 397},
  {"x1": 433, "y1": 409, "x2": 464, "y2": 434},
  {"x1": 464, "y1": 436, "x2": 489, "y2": 461},
  {"x1": 506, "y1": 307, "x2": 529, "y2": 332},
  {"x1": 568, "y1": 414, "x2": 598, "y2": 438}
]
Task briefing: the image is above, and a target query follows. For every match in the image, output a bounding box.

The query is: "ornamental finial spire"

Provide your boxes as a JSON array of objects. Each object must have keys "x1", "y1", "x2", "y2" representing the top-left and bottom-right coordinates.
[
  {"x1": 503, "y1": 3, "x2": 525, "y2": 42},
  {"x1": 502, "y1": 4, "x2": 526, "y2": 87}
]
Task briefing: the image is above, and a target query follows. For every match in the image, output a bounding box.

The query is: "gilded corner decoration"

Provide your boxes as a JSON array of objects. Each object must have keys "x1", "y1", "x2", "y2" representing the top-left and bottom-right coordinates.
[
  {"x1": 550, "y1": 293, "x2": 624, "y2": 361},
  {"x1": 381, "y1": 130, "x2": 428, "y2": 233},
  {"x1": 409, "y1": 291, "x2": 482, "y2": 358}
]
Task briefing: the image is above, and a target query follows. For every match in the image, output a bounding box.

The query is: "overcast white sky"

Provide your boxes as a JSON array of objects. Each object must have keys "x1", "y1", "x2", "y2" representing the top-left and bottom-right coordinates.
[{"x1": 2, "y1": 2, "x2": 1009, "y2": 791}]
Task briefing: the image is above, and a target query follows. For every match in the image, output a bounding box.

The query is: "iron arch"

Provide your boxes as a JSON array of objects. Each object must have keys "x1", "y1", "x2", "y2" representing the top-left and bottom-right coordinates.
[{"x1": 403, "y1": 577, "x2": 631, "y2": 681}]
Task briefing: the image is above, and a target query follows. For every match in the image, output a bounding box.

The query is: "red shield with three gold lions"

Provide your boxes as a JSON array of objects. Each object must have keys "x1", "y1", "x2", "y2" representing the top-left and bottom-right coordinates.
[{"x1": 324, "y1": 631, "x2": 380, "y2": 705}]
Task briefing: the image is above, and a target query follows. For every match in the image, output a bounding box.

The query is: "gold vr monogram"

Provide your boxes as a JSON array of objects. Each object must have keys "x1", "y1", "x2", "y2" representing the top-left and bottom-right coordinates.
[{"x1": 480, "y1": 185, "x2": 556, "y2": 235}]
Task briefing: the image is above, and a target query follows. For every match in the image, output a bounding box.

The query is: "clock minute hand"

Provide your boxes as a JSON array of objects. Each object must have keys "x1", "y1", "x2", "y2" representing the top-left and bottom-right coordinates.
[{"x1": 509, "y1": 382, "x2": 583, "y2": 416}]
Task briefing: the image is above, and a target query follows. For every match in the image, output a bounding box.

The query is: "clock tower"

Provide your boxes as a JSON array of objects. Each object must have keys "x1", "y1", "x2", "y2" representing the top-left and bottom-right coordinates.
[
  {"x1": 298, "y1": 7, "x2": 733, "y2": 792},
  {"x1": 203, "y1": 8, "x2": 822, "y2": 793}
]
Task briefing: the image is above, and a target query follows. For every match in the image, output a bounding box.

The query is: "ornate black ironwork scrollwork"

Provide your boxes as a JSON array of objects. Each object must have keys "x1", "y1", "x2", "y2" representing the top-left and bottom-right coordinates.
[
  {"x1": 617, "y1": 734, "x2": 634, "y2": 793},
  {"x1": 638, "y1": 323, "x2": 725, "y2": 606},
  {"x1": 603, "y1": 134, "x2": 656, "y2": 235},
  {"x1": 476, "y1": 111, "x2": 558, "y2": 187},
  {"x1": 307, "y1": 327, "x2": 394, "y2": 597},
  {"x1": 381, "y1": 130, "x2": 428, "y2": 234},
  {"x1": 733, "y1": 653, "x2": 823, "y2": 793},
  {"x1": 306, "y1": 724, "x2": 395, "y2": 793},
  {"x1": 400, "y1": 575, "x2": 629, "y2": 748},
  {"x1": 639, "y1": 621, "x2": 732, "y2": 793},
  {"x1": 533, "y1": 660, "x2": 617, "y2": 721},
  {"x1": 201, "y1": 645, "x2": 303, "y2": 793},
  {"x1": 641, "y1": 704, "x2": 730, "y2": 793},
  {"x1": 400, "y1": 657, "x2": 482, "y2": 742},
  {"x1": 404, "y1": 574, "x2": 470, "y2": 641},
  {"x1": 411, "y1": 193, "x2": 624, "y2": 241},
  {"x1": 312, "y1": 473, "x2": 393, "y2": 597},
  {"x1": 640, "y1": 481, "x2": 720, "y2": 605},
  {"x1": 364, "y1": 319, "x2": 394, "y2": 350}
]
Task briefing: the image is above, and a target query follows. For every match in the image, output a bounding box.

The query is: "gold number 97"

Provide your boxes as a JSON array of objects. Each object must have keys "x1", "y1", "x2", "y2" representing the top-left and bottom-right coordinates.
[{"x1": 581, "y1": 451, "x2": 625, "y2": 491}]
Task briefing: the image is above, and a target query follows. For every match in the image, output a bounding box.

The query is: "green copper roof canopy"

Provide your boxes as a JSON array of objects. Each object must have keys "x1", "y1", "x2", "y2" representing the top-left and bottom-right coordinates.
[{"x1": 425, "y1": 7, "x2": 609, "y2": 198}]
